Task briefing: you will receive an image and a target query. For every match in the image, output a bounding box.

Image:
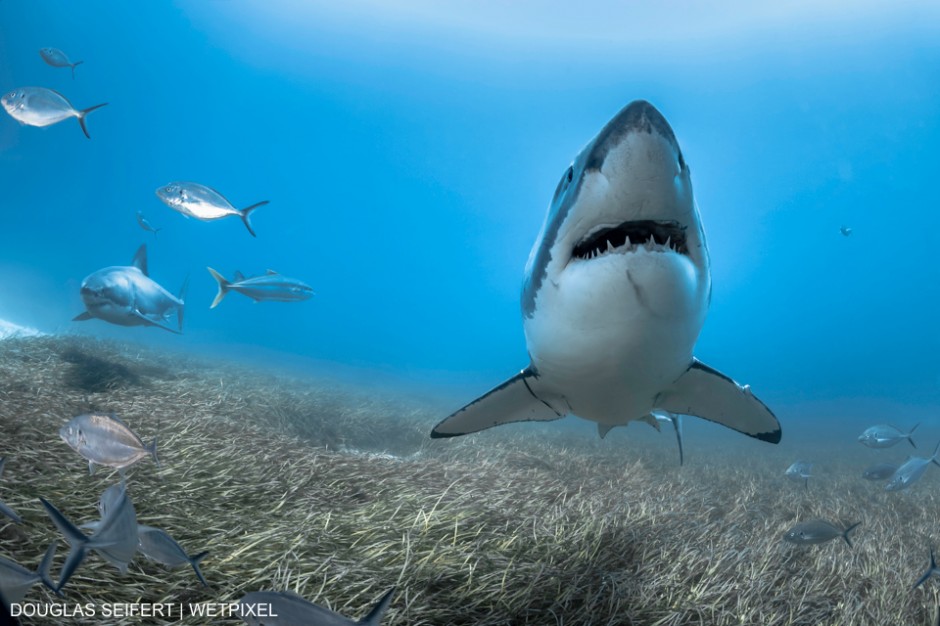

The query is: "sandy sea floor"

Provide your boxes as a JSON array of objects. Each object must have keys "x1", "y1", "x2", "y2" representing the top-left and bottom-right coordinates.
[{"x1": 0, "y1": 336, "x2": 939, "y2": 625}]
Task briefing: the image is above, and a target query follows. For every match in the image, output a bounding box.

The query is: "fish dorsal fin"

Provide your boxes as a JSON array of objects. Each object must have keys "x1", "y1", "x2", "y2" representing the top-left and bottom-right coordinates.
[
  {"x1": 266, "y1": 269, "x2": 278, "y2": 275},
  {"x1": 132, "y1": 244, "x2": 148, "y2": 276},
  {"x1": 234, "y1": 271, "x2": 246, "y2": 282}
]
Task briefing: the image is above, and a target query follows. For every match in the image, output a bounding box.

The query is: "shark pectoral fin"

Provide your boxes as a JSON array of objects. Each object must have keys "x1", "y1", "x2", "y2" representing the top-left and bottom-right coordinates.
[
  {"x1": 657, "y1": 359, "x2": 781, "y2": 443},
  {"x1": 73, "y1": 312, "x2": 93, "y2": 321},
  {"x1": 131, "y1": 309, "x2": 181, "y2": 335},
  {"x1": 431, "y1": 368, "x2": 564, "y2": 438}
]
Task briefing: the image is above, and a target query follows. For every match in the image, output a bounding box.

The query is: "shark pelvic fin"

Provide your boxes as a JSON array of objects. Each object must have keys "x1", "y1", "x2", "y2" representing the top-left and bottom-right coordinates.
[
  {"x1": 431, "y1": 367, "x2": 564, "y2": 438},
  {"x1": 72, "y1": 312, "x2": 93, "y2": 321},
  {"x1": 656, "y1": 359, "x2": 781, "y2": 443}
]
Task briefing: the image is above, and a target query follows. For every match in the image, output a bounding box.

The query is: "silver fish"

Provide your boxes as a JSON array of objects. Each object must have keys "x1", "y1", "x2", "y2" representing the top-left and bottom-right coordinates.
[
  {"x1": 785, "y1": 461, "x2": 812, "y2": 487},
  {"x1": 207, "y1": 268, "x2": 314, "y2": 308},
  {"x1": 59, "y1": 413, "x2": 158, "y2": 474},
  {"x1": 73, "y1": 244, "x2": 187, "y2": 334},
  {"x1": 38, "y1": 47, "x2": 83, "y2": 79},
  {"x1": 238, "y1": 588, "x2": 394, "y2": 626},
  {"x1": 155, "y1": 182, "x2": 268, "y2": 237},
  {"x1": 885, "y1": 441, "x2": 940, "y2": 492},
  {"x1": 41, "y1": 483, "x2": 138, "y2": 591},
  {"x1": 136, "y1": 211, "x2": 161, "y2": 235},
  {"x1": 862, "y1": 462, "x2": 899, "y2": 481},
  {"x1": 1, "y1": 87, "x2": 106, "y2": 138},
  {"x1": 783, "y1": 519, "x2": 860, "y2": 547},
  {"x1": 0, "y1": 459, "x2": 21, "y2": 524},
  {"x1": 0, "y1": 542, "x2": 57, "y2": 606},
  {"x1": 858, "y1": 423, "x2": 918, "y2": 449},
  {"x1": 840, "y1": 225, "x2": 852, "y2": 237},
  {"x1": 137, "y1": 526, "x2": 209, "y2": 586}
]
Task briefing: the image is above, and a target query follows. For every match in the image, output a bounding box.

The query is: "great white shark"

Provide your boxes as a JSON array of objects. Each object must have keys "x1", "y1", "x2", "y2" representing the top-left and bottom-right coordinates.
[
  {"x1": 73, "y1": 244, "x2": 187, "y2": 334},
  {"x1": 431, "y1": 100, "x2": 781, "y2": 447}
]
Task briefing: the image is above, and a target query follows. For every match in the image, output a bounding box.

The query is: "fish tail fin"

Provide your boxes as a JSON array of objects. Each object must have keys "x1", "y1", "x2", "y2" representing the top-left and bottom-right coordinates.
[
  {"x1": 71, "y1": 60, "x2": 84, "y2": 79},
  {"x1": 909, "y1": 423, "x2": 920, "y2": 448},
  {"x1": 207, "y1": 267, "x2": 230, "y2": 309},
  {"x1": 176, "y1": 274, "x2": 189, "y2": 331},
  {"x1": 39, "y1": 498, "x2": 89, "y2": 591},
  {"x1": 358, "y1": 588, "x2": 395, "y2": 625},
  {"x1": 37, "y1": 540, "x2": 62, "y2": 596},
  {"x1": 239, "y1": 200, "x2": 269, "y2": 237},
  {"x1": 842, "y1": 521, "x2": 861, "y2": 548},
  {"x1": 914, "y1": 548, "x2": 938, "y2": 589},
  {"x1": 147, "y1": 437, "x2": 160, "y2": 468},
  {"x1": 76, "y1": 102, "x2": 108, "y2": 139},
  {"x1": 190, "y1": 551, "x2": 210, "y2": 587}
]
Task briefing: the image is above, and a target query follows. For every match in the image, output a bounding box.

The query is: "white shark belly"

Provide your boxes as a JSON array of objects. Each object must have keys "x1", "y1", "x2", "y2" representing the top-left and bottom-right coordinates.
[{"x1": 524, "y1": 249, "x2": 707, "y2": 424}]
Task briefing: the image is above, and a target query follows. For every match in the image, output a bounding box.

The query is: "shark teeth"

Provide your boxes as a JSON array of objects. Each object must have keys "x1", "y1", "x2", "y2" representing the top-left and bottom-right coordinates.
[{"x1": 571, "y1": 220, "x2": 689, "y2": 261}]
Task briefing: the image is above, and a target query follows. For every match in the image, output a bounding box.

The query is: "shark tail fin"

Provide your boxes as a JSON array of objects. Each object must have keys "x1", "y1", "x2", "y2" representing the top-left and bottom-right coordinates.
[
  {"x1": 358, "y1": 588, "x2": 395, "y2": 626},
  {"x1": 239, "y1": 200, "x2": 269, "y2": 237},
  {"x1": 76, "y1": 102, "x2": 108, "y2": 139},
  {"x1": 189, "y1": 551, "x2": 210, "y2": 587},
  {"x1": 39, "y1": 497, "x2": 89, "y2": 592},
  {"x1": 71, "y1": 60, "x2": 84, "y2": 79},
  {"x1": 207, "y1": 267, "x2": 230, "y2": 309},
  {"x1": 657, "y1": 359, "x2": 781, "y2": 444},
  {"x1": 431, "y1": 367, "x2": 564, "y2": 438},
  {"x1": 842, "y1": 521, "x2": 861, "y2": 548}
]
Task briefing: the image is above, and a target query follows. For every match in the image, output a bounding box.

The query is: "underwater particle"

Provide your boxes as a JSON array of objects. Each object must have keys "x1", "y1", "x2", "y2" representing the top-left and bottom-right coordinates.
[
  {"x1": 884, "y1": 440, "x2": 940, "y2": 492},
  {"x1": 137, "y1": 526, "x2": 210, "y2": 587},
  {"x1": 136, "y1": 211, "x2": 161, "y2": 235},
  {"x1": 238, "y1": 587, "x2": 395, "y2": 626},
  {"x1": 914, "y1": 548, "x2": 940, "y2": 589},
  {"x1": 858, "y1": 423, "x2": 919, "y2": 449},
  {"x1": 785, "y1": 461, "x2": 812, "y2": 488},
  {"x1": 59, "y1": 413, "x2": 158, "y2": 475},
  {"x1": 0, "y1": 458, "x2": 22, "y2": 524},
  {"x1": 861, "y1": 462, "x2": 899, "y2": 481},
  {"x1": 38, "y1": 47, "x2": 83, "y2": 79},
  {"x1": 840, "y1": 225, "x2": 852, "y2": 236},
  {"x1": 0, "y1": 541, "x2": 58, "y2": 606},
  {"x1": 206, "y1": 267, "x2": 314, "y2": 308},
  {"x1": 1, "y1": 87, "x2": 106, "y2": 138},
  {"x1": 783, "y1": 519, "x2": 861, "y2": 547},
  {"x1": 40, "y1": 482, "x2": 138, "y2": 592},
  {"x1": 73, "y1": 244, "x2": 187, "y2": 334},
  {"x1": 155, "y1": 182, "x2": 268, "y2": 237},
  {"x1": 430, "y1": 100, "x2": 782, "y2": 448}
]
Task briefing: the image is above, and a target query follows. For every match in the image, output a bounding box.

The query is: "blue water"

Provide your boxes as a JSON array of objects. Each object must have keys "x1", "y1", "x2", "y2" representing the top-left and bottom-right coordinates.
[{"x1": 1, "y1": 1, "x2": 939, "y2": 426}]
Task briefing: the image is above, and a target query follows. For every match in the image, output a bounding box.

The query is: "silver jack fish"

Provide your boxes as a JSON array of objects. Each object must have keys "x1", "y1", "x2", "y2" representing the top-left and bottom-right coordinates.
[
  {"x1": 40, "y1": 483, "x2": 139, "y2": 592},
  {"x1": 862, "y1": 462, "x2": 899, "y2": 481},
  {"x1": 238, "y1": 588, "x2": 394, "y2": 626},
  {"x1": 206, "y1": 268, "x2": 314, "y2": 308},
  {"x1": 73, "y1": 244, "x2": 187, "y2": 334},
  {"x1": 155, "y1": 182, "x2": 268, "y2": 237},
  {"x1": 430, "y1": 101, "x2": 781, "y2": 447},
  {"x1": 136, "y1": 211, "x2": 161, "y2": 235},
  {"x1": 59, "y1": 413, "x2": 158, "y2": 475},
  {"x1": 858, "y1": 423, "x2": 919, "y2": 449},
  {"x1": 783, "y1": 519, "x2": 861, "y2": 548},
  {"x1": 785, "y1": 461, "x2": 813, "y2": 488},
  {"x1": 1, "y1": 87, "x2": 106, "y2": 138},
  {"x1": 885, "y1": 440, "x2": 940, "y2": 492},
  {"x1": 38, "y1": 47, "x2": 83, "y2": 79},
  {"x1": 0, "y1": 542, "x2": 58, "y2": 606},
  {"x1": 138, "y1": 526, "x2": 209, "y2": 586}
]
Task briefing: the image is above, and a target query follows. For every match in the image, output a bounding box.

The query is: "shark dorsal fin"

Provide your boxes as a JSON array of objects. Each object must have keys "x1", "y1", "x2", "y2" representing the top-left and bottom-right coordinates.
[
  {"x1": 265, "y1": 269, "x2": 278, "y2": 275},
  {"x1": 132, "y1": 245, "x2": 148, "y2": 276}
]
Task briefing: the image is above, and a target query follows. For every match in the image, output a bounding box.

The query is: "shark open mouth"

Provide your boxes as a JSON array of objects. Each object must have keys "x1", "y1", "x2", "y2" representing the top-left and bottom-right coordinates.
[{"x1": 571, "y1": 220, "x2": 688, "y2": 261}]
